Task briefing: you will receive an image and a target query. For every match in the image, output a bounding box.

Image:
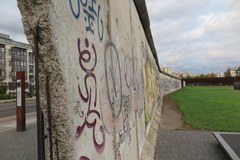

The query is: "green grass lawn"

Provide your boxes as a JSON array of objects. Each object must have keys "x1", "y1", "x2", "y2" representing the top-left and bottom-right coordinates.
[{"x1": 170, "y1": 86, "x2": 240, "y2": 132}]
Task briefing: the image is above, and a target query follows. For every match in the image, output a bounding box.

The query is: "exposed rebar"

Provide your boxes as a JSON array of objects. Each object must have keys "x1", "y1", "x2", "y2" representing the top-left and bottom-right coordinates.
[
  {"x1": 35, "y1": 22, "x2": 45, "y2": 160},
  {"x1": 46, "y1": 74, "x2": 53, "y2": 160}
]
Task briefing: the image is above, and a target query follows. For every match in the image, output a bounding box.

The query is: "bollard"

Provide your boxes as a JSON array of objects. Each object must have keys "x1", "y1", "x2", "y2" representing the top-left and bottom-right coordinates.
[{"x1": 16, "y1": 71, "x2": 26, "y2": 131}]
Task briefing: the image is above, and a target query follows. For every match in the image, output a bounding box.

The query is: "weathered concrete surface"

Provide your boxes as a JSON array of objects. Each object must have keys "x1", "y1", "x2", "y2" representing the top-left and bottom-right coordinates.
[
  {"x1": 17, "y1": 0, "x2": 182, "y2": 160},
  {"x1": 17, "y1": 1, "x2": 74, "y2": 159}
]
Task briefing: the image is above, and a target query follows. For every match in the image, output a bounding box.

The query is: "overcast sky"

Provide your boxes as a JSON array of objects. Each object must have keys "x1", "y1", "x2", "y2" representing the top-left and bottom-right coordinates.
[
  {"x1": 146, "y1": 0, "x2": 240, "y2": 74},
  {"x1": 0, "y1": 1, "x2": 28, "y2": 43},
  {"x1": 0, "y1": 0, "x2": 239, "y2": 74}
]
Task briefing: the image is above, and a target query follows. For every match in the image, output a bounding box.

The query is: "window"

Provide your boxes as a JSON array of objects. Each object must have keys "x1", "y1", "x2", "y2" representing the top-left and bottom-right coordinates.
[
  {"x1": 11, "y1": 47, "x2": 28, "y2": 81},
  {"x1": 0, "y1": 44, "x2": 5, "y2": 80},
  {"x1": 29, "y1": 65, "x2": 34, "y2": 73},
  {"x1": 29, "y1": 52, "x2": 34, "y2": 64},
  {"x1": 29, "y1": 75, "x2": 34, "y2": 84}
]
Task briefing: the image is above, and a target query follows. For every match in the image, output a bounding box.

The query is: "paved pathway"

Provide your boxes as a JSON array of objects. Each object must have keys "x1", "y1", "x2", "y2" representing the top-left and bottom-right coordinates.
[
  {"x1": 0, "y1": 109, "x2": 37, "y2": 160},
  {"x1": 0, "y1": 123, "x2": 37, "y2": 160},
  {"x1": 155, "y1": 130, "x2": 230, "y2": 160}
]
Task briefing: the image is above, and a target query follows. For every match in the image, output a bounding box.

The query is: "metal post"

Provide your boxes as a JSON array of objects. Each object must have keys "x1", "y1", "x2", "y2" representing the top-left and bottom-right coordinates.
[
  {"x1": 16, "y1": 71, "x2": 26, "y2": 131},
  {"x1": 46, "y1": 74, "x2": 53, "y2": 160},
  {"x1": 35, "y1": 23, "x2": 45, "y2": 160}
]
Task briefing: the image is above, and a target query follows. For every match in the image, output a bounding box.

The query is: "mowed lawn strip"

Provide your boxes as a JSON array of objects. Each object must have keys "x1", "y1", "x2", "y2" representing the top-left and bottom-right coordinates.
[{"x1": 170, "y1": 86, "x2": 240, "y2": 132}]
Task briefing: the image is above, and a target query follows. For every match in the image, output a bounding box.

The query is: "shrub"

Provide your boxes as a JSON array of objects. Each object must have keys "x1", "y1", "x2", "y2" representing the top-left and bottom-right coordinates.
[
  {"x1": 0, "y1": 94, "x2": 11, "y2": 100},
  {"x1": 0, "y1": 86, "x2": 7, "y2": 94}
]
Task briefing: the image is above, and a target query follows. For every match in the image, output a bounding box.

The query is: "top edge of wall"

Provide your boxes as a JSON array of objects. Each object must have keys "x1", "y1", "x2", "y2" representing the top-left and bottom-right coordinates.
[
  {"x1": 161, "y1": 71, "x2": 182, "y2": 80},
  {"x1": 133, "y1": 0, "x2": 161, "y2": 72}
]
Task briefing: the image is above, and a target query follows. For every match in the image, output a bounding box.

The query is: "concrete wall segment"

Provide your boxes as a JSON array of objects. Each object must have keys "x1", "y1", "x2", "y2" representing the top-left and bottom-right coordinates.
[
  {"x1": 160, "y1": 73, "x2": 182, "y2": 96},
  {"x1": 18, "y1": 1, "x2": 75, "y2": 159},
  {"x1": 17, "y1": 0, "x2": 182, "y2": 160},
  {"x1": 133, "y1": 0, "x2": 160, "y2": 72}
]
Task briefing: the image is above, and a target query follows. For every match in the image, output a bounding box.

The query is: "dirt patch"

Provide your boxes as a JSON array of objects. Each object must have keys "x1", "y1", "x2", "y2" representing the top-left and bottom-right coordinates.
[{"x1": 160, "y1": 96, "x2": 195, "y2": 130}]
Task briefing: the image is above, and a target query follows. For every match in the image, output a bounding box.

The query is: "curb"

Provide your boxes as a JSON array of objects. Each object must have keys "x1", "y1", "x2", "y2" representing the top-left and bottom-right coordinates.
[
  {"x1": 0, "y1": 112, "x2": 36, "y2": 132},
  {"x1": 0, "y1": 97, "x2": 36, "y2": 104},
  {"x1": 140, "y1": 102, "x2": 162, "y2": 160}
]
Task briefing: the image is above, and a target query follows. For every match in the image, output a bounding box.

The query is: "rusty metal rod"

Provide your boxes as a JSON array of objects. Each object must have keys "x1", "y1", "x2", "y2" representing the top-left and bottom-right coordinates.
[
  {"x1": 46, "y1": 74, "x2": 53, "y2": 160},
  {"x1": 35, "y1": 23, "x2": 45, "y2": 160}
]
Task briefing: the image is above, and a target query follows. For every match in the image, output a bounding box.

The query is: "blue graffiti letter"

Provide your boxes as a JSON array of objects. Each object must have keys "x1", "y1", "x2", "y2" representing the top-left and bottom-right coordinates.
[{"x1": 69, "y1": 0, "x2": 80, "y2": 19}]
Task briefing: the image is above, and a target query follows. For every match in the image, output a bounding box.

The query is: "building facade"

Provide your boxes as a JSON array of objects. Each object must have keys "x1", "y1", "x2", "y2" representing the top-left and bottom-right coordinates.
[
  {"x1": 161, "y1": 67, "x2": 184, "y2": 78},
  {"x1": 0, "y1": 33, "x2": 34, "y2": 94},
  {"x1": 230, "y1": 69, "x2": 237, "y2": 77}
]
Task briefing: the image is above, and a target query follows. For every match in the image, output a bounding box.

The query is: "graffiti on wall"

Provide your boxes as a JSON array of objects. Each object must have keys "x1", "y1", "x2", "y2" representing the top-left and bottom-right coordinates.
[
  {"x1": 128, "y1": 57, "x2": 144, "y2": 119},
  {"x1": 173, "y1": 80, "x2": 180, "y2": 90},
  {"x1": 163, "y1": 79, "x2": 170, "y2": 94},
  {"x1": 99, "y1": 40, "x2": 146, "y2": 159},
  {"x1": 121, "y1": 39, "x2": 144, "y2": 120},
  {"x1": 68, "y1": 1, "x2": 162, "y2": 158},
  {"x1": 18, "y1": 0, "x2": 184, "y2": 159},
  {"x1": 75, "y1": 37, "x2": 105, "y2": 159},
  {"x1": 69, "y1": 0, "x2": 104, "y2": 41},
  {"x1": 160, "y1": 74, "x2": 181, "y2": 96},
  {"x1": 143, "y1": 57, "x2": 160, "y2": 125},
  {"x1": 103, "y1": 42, "x2": 122, "y2": 123},
  {"x1": 68, "y1": 0, "x2": 106, "y2": 158}
]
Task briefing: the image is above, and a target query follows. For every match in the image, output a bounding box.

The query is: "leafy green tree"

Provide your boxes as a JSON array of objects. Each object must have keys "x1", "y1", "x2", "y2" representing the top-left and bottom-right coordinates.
[
  {"x1": 237, "y1": 67, "x2": 240, "y2": 76},
  {"x1": 224, "y1": 68, "x2": 231, "y2": 77},
  {"x1": 199, "y1": 74, "x2": 205, "y2": 78},
  {"x1": 207, "y1": 73, "x2": 216, "y2": 78}
]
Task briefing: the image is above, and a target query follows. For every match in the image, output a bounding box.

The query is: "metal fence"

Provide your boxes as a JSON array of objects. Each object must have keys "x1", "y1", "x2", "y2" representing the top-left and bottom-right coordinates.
[{"x1": 234, "y1": 81, "x2": 240, "y2": 90}]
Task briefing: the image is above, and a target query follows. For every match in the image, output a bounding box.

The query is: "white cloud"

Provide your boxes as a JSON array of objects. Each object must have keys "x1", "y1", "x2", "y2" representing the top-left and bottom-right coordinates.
[
  {"x1": 146, "y1": 0, "x2": 240, "y2": 74},
  {"x1": 0, "y1": 0, "x2": 239, "y2": 74},
  {"x1": 147, "y1": 0, "x2": 208, "y2": 21},
  {"x1": 0, "y1": 0, "x2": 28, "y2": 43}
]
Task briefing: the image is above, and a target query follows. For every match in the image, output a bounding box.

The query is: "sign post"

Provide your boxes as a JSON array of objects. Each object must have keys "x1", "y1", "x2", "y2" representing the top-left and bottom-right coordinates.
[{"x1": 16, "y1": 71, "x2": 26, "y2": 131}]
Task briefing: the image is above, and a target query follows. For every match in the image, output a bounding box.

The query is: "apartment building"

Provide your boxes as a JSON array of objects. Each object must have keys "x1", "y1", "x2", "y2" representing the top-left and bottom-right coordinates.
[{"x1": 0, "y1": 33, "x2": 34, "y2": 94}]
